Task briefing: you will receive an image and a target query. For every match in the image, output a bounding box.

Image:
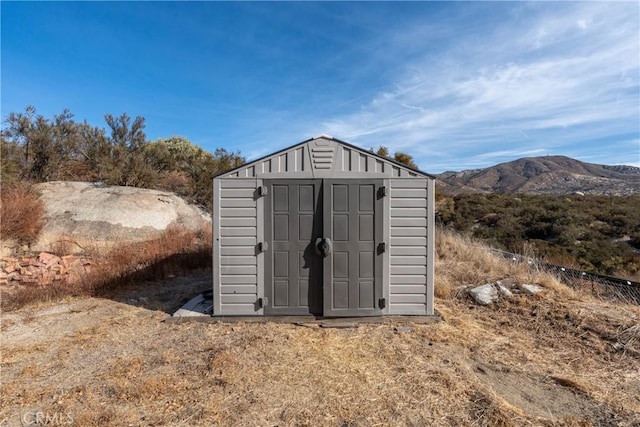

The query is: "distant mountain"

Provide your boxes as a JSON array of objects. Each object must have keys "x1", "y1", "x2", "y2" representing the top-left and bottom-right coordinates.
[{"x1": 437, "y1": 156, "x2": 640, "y2": 195}]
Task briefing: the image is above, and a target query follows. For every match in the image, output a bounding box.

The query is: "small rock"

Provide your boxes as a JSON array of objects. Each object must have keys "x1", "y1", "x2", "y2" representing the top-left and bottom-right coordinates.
[
  {"x1": 496, "y1": 283, "x2": 513, "y2": 298},
  {"x1": 393, "y1": 326, "x2": 414, "y2": 333},
  {"x1": 38, "y1": 252, "x2": 59, "y2": 265},
  {"x1": 469, "y1": 284, "x2": 498, "y2": 305},
  {"x1": 520, "y1": 284, "x2": 543, "y2": 295}
]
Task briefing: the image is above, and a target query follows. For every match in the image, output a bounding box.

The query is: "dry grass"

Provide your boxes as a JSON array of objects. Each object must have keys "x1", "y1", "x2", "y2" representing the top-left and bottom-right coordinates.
[
  {"x1": 2, "y1": 229, "x2": 639, "y2": 426},
  {"x1": 1, "y1": 225, "x2": 212, "y2": 310},
  {"x1": 435, "y1": 227, "x2": 575, "y2": 300},
  {"x1": 0, "y1": 182, "x2": 45, "y2": 243}
]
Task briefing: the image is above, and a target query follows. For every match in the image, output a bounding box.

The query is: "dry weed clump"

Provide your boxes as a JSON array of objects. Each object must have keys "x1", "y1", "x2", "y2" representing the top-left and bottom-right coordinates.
[
  {"x1": 435, "y1": 228, "x2": 517, "y2": 298},
  {"x1": 0, "y1": 182, "x2": 45, "y2": 243},
  {"x1": 435, "y1": 227, "x2": 576, "y2": 301}
]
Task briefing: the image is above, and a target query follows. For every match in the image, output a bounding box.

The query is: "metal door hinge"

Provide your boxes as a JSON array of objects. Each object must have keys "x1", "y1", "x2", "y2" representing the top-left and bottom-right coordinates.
[
  {"x1": 257, "y1": 242, "x2": 268, "y2": 252},
  {"x1": 377, "y1": 186, "x2": 387, "y2": 199},
  {"x1": 258, "y1": 186, "x2": 268, "y2": 197},
  {"x1": 257, "y1": 297, "x2": 268, "y2": 309},
  {"x1": 377, "y1": 242, "x2": 386, "y2": 254},
  {"x1": 378, "y1": 298, "x2": 386, "y2": 309}
]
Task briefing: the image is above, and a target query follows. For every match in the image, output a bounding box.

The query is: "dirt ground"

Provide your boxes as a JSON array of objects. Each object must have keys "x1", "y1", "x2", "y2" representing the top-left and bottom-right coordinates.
[{"x1": 1, "y1": 271, "x2": 639, "y2": 426}]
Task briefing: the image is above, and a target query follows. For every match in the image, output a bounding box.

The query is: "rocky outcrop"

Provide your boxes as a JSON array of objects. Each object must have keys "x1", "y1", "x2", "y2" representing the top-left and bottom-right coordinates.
[
  {"x1": 0, "y1": 252, "x2": 91, "y2": 287},
  {"x1": 30, "y1": 182, "x2": 211, "y2": 253}
]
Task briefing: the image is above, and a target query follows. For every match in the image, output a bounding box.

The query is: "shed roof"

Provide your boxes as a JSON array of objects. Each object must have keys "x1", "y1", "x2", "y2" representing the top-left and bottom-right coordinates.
[{"x1": 215, "y1": 135, "x2": 435, "y2": 179}]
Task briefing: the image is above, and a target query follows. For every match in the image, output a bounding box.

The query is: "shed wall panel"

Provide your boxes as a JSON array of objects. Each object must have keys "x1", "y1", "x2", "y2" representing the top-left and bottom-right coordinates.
[
  {"x1": 389, "y1": 179, "x2": 429, "y2": 315},
  {"x1": 221, "y1": 217, "x2": 257, "y2": 227},
  {"x1": 221, "y1": 284, "x2": 257, "y2": 294},
  {"x1": 219, "y1": 303, "x2": 256, "y2": 315},
  {"x1": 220, "y1": 227, "x2": 257, "y2": 237},
  {"x1": 217, "y1": 178, "x2": 260, "y2": 315}
]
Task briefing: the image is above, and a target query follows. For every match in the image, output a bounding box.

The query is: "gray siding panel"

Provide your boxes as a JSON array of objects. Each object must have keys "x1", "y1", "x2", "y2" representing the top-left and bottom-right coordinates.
[
  {"x1": 390, "y1": 265, "x2": 426, "y2": 275},
  {"x1": 220, "y1": 188, "x2": 255, "y2": 198},
  {"x1": 220, "y1": 208, "x2": 256, "y2": 217},
  {"x1": 220, "y1": 227, "x2": 257, "y2": 237},
  {"x1": 221, "y1": 294, "x2": 259, "y2": 304},
  {"x1": 391, "y1": 198, "x2": 427, "y2": 208},
  {"x1": 221, "y1": 265, "x2": 257, "y2": 275},
  {"x1": 391, "y1": 227, "x2": 426, "y2": 236},
  {"x1": 220, "y1": 199, "x2": 257, "y2": 208},
  {"x1": 391, "y1": 217, "x2": 426, "y2": 227},
  {"x1": 389, "y1": 179, "x2": 429, "y2": 315},
  {"x1": 391, "y1": 275, "x2": 428, "y2": 284},
  {"x1": 221, "y1": 217, "x2": 257, "y2": 227},
  {"x1": 390, "y1": 294, "x2": 427, "y2": 303},
  {"x1": 221, "y1": 275, "x2": 257, "y2": 283},
  {"x1": 390, "y1": 246, "x2": 427, "y2": 256},
  {"x1": 390, "y1": 208, "x2": 427, "y2": 217},
  {"x1": 221, "y1": 256, "x2": 257, "y2": 265},
  {"x1": 216, "y1": 178, "x2": 259, "y2": 315},
  {"x1": 221, "y1": 284, "x2": 257, "y2": 294},
  {"x1": 390, "y1": 237, "x2": 427, "y2": 246},
  {"x1": 390, "y1": 256, "x2": 425, "y2": 265},
  {"x1": 220, "y1": 237, "x2": 256, "y2": 246},
  {"x1": 220, "y1": 303, "x2": 255, "y2": 313},
  {"x1": 220, "y1": 246, "x2": 255, "y2": 256}
]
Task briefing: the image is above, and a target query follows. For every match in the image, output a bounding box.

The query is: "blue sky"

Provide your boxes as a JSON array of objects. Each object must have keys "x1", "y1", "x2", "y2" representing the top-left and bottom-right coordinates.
[{"x1": 2, "y1": 1, "x2": 639, "y2": 173}]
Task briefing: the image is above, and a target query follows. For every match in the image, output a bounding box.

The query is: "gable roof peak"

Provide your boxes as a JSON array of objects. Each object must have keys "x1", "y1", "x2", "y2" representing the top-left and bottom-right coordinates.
[{"x1": 312, "y1": 134, "x2": 335, "y2": 140}]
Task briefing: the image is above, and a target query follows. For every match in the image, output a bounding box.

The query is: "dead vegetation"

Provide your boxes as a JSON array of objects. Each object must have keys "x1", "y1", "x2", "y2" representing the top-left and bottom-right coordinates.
[
  {"x1": 1, "y1": 225, "x2": 212, "y2": 310},
  {"x1": 0, "y1": 183, "x2": 45, "y2": 244},
  {"x1": 1, "y1": 230, "x2": 639, "y2": 426}
]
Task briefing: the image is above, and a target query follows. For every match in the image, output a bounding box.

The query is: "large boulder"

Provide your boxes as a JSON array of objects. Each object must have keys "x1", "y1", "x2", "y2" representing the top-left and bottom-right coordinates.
[{"x1": 31, "y1": 182, "x2": 211, "y2": 253}]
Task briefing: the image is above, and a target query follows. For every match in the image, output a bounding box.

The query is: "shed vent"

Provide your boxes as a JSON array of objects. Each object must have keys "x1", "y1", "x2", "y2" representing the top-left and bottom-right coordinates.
[{"x1": 311, "y1": 140, "x2": 335, "y2": 170}]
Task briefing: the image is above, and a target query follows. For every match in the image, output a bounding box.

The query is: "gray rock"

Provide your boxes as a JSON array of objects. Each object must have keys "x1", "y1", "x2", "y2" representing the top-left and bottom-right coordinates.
[
  {"x1": 520, "y1": 284, "x2": 543, "y2": 295},
  {"x1": 468, "y1": 284, "x2": 498, "y2": 305},
  {"x1": 32, "y1": 181, "x2": 211, "y2": 253},
  {"x1": 496, "y1": 283, "x2": 513, "y2": 298}
]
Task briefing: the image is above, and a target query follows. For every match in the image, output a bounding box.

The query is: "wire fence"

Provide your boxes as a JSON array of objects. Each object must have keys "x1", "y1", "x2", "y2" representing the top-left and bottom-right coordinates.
[{"x1": 488, "y1": 248, "x2": 640, "y2": 305}]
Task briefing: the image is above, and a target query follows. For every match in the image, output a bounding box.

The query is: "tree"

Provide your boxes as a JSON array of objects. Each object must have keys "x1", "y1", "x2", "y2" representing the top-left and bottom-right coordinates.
[
  {"x1": 2, "y1": 107, "x2": 81, "y2": 182},
  {"x1": 372, "y1": 145, "x2": 419, "y2": 170},
  {"x1": 143, "y1": 137, "x2": 245, "y2": 209},
  {"x1": 3, "y1": 106, "x2": 36, "y2": 171},
  {"x1": 375, "y1": 146, "x2": 390, "y2": 158},
  {"x1": 102, "y1": 113, "x2": 155, "y2": 187},
  {"x1": 0, "y1": 136, "x2": 23, "y2": 185},
  {"x1": 394, "y1": 152, "x2": 418, "y2": 169}
]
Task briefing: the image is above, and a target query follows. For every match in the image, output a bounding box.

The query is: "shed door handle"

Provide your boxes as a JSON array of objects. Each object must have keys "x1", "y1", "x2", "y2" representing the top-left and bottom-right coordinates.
[{"x1": 315, "y1": 237, "x2": 332, "y2": 257}]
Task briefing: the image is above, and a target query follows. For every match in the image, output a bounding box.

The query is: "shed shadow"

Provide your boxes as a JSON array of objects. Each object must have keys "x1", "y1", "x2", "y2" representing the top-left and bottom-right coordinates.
[{"x1": 96, "y1": 251, "x2": 213, "y2": 315}]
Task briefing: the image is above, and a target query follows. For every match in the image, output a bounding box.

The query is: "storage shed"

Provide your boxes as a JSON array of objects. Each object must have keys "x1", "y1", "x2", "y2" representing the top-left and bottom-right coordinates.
[{"x1": 212, "y1": 136, "x2": 435, "y2": 317}]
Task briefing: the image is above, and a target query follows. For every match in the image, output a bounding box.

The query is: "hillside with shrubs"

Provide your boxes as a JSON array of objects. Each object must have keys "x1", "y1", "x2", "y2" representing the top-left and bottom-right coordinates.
[{"x1": 437, "y1": 193, "x2": 640, "y2": 280}]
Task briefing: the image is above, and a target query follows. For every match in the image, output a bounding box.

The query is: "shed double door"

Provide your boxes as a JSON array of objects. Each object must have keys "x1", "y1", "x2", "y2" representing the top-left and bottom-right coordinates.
[{"x1": 264, "y1": 179, "x2": 383, "y2": 316}]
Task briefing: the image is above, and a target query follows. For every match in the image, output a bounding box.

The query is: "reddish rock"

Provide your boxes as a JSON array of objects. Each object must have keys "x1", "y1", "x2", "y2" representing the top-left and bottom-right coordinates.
[{"x1": 38, "y1": 252, "x2": 59, "y2": 265}]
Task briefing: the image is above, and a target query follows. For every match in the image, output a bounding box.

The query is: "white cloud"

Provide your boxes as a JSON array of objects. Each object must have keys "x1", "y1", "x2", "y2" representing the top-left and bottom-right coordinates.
[{"x1": 320, "y1": 2, "x2": 639, "y2": 173}]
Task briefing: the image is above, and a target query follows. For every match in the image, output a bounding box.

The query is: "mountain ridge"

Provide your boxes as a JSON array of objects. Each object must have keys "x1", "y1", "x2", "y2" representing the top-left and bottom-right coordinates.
[{"x1": 436, "y1": 155, "x2": 640, "y2": 195}]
